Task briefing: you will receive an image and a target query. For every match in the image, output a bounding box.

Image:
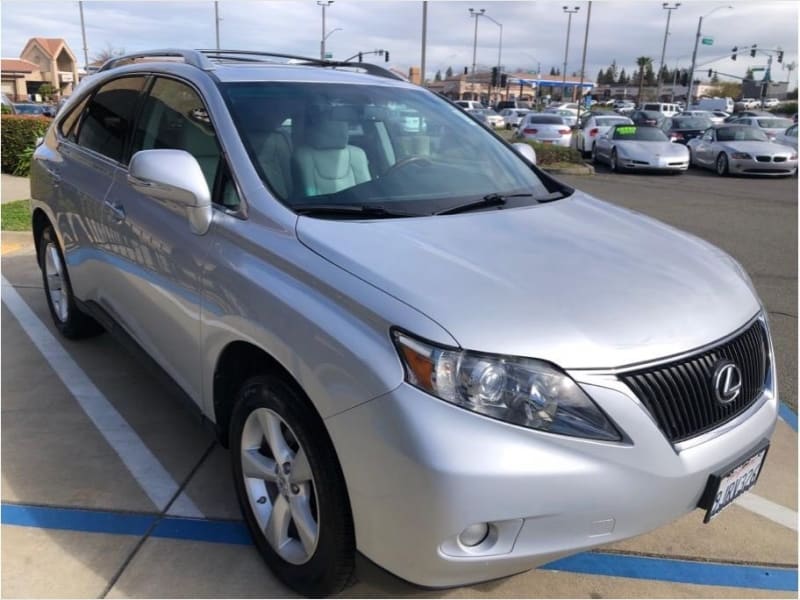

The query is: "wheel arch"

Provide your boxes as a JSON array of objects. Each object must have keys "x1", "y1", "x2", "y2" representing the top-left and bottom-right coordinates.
[{"x1": 32, "y1": 207, "x2": 52, "y2": 265}]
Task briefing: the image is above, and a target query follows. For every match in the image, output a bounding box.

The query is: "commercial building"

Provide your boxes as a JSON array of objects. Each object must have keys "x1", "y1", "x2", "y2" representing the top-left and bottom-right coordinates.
[{"x1": 1, "y1": 37, "x2": 80, "y2": 101}]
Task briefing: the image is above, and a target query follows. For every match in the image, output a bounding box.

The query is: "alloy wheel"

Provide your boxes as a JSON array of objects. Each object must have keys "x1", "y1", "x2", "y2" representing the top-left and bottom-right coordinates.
[
  {"x1": 44, "y1": 242, "x2": 69, "y2": 322},
  {"x1": 240, "y1": 407, "x2": 320, "y2": 565}
]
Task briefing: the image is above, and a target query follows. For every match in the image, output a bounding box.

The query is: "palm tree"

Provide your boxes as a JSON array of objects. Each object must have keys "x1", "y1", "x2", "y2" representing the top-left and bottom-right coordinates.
[{"x1": 635, "y1": 56, "x2": 653, "y2": 103}]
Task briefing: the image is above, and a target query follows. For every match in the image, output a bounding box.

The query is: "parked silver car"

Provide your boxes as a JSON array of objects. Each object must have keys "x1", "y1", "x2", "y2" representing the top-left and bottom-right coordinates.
[
  {"x1": 773, "y1": 123, "x2": 798, "y2": 150},
  {"x1": 30, "y1": 49, "x2": 778, "y2": 597},
  {"x1": 727, "y1": 116, "x2": 794, "y2": 140},
  {"x1": 592, "y1": 124, "x2": 689, "y2": 172},
  {"x1": 686, "y1": 125, "x2": 797, "y2": 176},
  {"x1": 499, "y1": 107, "x2": 530, "y2": 129},
  {"x1": 515, "y1": 113, "x2": 573, "y2": 146}
]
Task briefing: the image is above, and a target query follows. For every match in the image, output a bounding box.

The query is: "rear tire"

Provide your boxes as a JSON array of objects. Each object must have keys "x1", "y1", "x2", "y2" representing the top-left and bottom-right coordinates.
[
  {"x1": 38, "y1": 225, "x2": 103, "y2": 339},
  {"x1": 230, "y1": 375, "x2": 355, "y2": 597}
]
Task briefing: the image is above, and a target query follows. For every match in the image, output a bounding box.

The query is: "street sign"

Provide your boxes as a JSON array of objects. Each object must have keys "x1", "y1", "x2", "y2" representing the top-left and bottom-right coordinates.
[
  {"x1": 324, "y1": 52, "x2": 333, "y2": 59},
  {"x1": 751, "y1": 67, "x2": 765, "y2": 72},
  {"x1": 701, "y1": 37, "x2": 714, "y2": 46}
]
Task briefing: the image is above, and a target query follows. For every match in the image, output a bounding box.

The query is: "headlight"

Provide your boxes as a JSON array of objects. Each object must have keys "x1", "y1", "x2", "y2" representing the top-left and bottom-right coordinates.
[
  {"x1": 730, "y1": 152, "x2": 751, "y2": 159},
  {"x1": 393, "y1": 331, "x2": 621, "y2": 441}
]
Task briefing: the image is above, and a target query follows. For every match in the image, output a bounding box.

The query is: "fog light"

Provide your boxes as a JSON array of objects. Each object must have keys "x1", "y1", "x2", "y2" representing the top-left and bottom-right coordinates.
[{"x1": 458, "y1": 523, "x2": 489, "y2": 547}]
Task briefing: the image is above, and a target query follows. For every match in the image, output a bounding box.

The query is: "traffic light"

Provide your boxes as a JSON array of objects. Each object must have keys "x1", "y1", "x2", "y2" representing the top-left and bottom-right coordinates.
[
  {"x1": 777, "y1": 50, "x2": 784, "y2": 63},
  {"x1": 384, "y1": 51, "x2": 389, "y2": 62},
  {"x1": 357, "y1": 52, "x2": 363, "y2": 62},
  {"x1": 500, "y1": 73, "x2": 508, "y2": 88},
  {"x1": 750, "y1": 45, "x2": 757, "y2": 58},
  {"x1": 708, "y1": 69, "x2": 713, "y2": 78},
  {"x1": 731, "y1": 46, "x2": 738, "y2": 61},
  {"x1": 491, "y1": 67, "x2": 499, "y2": 87},
  {"x1": 464, "y1": 66, "x2": 468, "y2": 75}
]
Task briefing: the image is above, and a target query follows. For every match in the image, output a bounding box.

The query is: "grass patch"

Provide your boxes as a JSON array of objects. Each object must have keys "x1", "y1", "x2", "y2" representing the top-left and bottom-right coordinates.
[{"x1": 1, "y1": 199, "x2": 32, "y2": 231}]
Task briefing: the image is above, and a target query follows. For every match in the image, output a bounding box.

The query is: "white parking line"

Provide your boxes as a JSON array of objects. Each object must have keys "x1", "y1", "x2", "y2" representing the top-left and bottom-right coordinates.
[
  {"x1": 735, "y1": 492, "x2": 798, "y2": 531},
  {"x1": 1, "y1": 276, "x2": 203, "y2": 518}
]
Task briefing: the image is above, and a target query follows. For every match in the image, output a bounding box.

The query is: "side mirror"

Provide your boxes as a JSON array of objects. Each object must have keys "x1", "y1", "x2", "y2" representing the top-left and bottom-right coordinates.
[
  {"x1": 512, "y1": 142, "x2": 537, "y2": 165},
  {"x1": 128, "y1": 149, "x2": 212, "y2": 235}
]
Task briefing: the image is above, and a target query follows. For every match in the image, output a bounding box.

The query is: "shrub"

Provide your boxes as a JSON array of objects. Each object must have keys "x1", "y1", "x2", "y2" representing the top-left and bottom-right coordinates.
[
  {"x1": 522, "y1": 140, "x2": 584, "y2": 165},
  {"x1": 1, "y1": 115, "x2": 50, "y2": 174},
  {"x1": 13, "y1": 145, "x2": 36, "y2": 176},
  {"x1": 1, "y1": 105, "x2": 11, "y2": 115},
  {"x1": 770, "y1": 102, "x2": 797, "y2": 116}
]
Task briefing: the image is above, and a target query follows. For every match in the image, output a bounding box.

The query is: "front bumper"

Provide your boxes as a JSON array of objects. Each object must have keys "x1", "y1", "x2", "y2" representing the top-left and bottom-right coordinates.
[
  {"x1": 619, "y1": 154, "x2": 689, "y2": 171},
  {"x1": 325, "y1": 374, "x2": 778, "y2": 588},
  {"x1": 729, "y1": 157, "x2": 798, "y2": 175}
]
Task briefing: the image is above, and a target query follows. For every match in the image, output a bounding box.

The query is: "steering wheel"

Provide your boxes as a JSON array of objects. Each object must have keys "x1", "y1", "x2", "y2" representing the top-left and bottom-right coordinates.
[{"x1": 381, "y1": 155, "x2": 434, "y2": 177}]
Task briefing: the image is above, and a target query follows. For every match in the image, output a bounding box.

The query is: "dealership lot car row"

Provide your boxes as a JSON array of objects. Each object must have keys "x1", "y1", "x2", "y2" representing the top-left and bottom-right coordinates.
[{"x1": 5, "y1": 49, "x2": 798, "y2": 596}]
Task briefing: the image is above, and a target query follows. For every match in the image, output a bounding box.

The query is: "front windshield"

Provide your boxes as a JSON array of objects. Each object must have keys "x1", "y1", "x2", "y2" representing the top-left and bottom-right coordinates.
[
  {"x1": 612, "y1": 125, "x2": 668, "y2": 141},
  {"x1": 222, "y1": 82, "x2": 551, "y2": 214},
  {"x1": 716, "y1": 127, "x2": 769, "y2": 142},
  {"x1": 672, "y1": 117, "x2": 712, "y2": 129}
]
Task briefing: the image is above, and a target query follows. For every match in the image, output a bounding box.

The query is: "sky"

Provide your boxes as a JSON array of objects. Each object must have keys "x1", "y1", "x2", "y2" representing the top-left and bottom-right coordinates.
[{"x1": 1, "y1": 0, "x2": 798, "y2": 87}]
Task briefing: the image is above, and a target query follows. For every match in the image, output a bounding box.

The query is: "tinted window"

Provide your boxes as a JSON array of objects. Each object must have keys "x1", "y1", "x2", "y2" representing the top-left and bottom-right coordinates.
[
  {"x1": 527, "y1": 115, "x2": 565, "y2": 124},
  {"x1": 716, "y1": 127, "x2": 769, "y2": 142},
  {"x1": 59, "y1": 96, "x2": 90, "y2": 141},
  {"x1": 672, "y1": 117, "x2": 712, "y2": 129},
  {"x1": 77, "y1": 77, "x2": 146, "y2": 162},
  {"x1": 755, "y1": 118, "x2": 792, "y2": 129},
  {"x1": 131, "y1": 77, "x2": 224, "y2": 200}
]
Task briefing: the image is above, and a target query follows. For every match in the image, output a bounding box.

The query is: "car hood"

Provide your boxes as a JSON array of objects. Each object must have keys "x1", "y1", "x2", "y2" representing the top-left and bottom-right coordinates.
[
  {"x1": 719, "y1": 140, "x2": 793, "y2": 154},
  {"x1": 296, "y1": 193, "x2": 760, "y2": 369},
  {"x1": 616, "y1": 141, "x2": 687, "y2": 158}
]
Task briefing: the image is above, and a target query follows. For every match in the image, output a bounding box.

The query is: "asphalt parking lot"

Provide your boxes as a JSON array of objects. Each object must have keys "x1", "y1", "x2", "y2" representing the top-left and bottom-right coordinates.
[{"x1": 1, "y1": 170, "x2": 798, "y2": 598}]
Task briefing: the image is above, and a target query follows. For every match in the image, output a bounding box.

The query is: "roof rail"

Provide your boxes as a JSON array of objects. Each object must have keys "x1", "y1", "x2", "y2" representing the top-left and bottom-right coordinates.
[
  {"x1": 197, "y1": 49, "x2": 405, "y2": 81},
  {"x1": 97, "y1": 49, "x2": 214, "y2": 73},
  {"x1": 96, "y1": 48, "x2": 406, "y2": 82}
]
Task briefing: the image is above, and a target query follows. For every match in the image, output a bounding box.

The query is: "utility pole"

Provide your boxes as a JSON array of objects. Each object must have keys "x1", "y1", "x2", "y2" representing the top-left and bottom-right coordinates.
[
  {"x1": 214, "y1": 1, "x2": 220, "y2": 50},
  {"x1": 468, "y1": 8, "x2": 485, "y2": 76},
  {"x1": 687, "y1": 5, "x2": 732, "y2": 107},
  {"x1": 576, "y1": 1, "x2": 592, "y2": 120},
  {"x1": 656, "y1": 3, "x2": 681, "y2": 101},
  {"x1": 78, "y1": 1, "x2": 89, "y2": 70},
  {"x1": 420, "y1": 1, "x2": 428, "y2": 86},
  {"x1": 562, "y1": 6, "x2": 580, "y2": 102}
]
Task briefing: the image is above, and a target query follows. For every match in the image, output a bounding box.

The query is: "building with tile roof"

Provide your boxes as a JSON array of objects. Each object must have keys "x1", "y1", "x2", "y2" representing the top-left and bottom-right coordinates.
[{"x1": 2, "y1": 37, "x2": 80, "y2": 102}]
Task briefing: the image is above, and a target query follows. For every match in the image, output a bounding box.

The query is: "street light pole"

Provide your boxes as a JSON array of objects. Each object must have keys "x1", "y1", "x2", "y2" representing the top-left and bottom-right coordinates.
[
  {"x1": 562, "y1": 6, "x2": 580, "y2": 102},
  {"x1": 214, "y1": 1, "x2": 221, "y2": 50},
  {"x1": 78, "y1": 0, "x2": 89, "y2": 70},
  {"x1": 318, "y1": 1, "x2": 334, "y2": 60},
  {"x1": 686, "y1": 5, "x2": 732, "y2": 107},
  {"x1": 656, "y1": 3, "x2": 681, "y2": 101},
  {"x1": 477, "y1": 13, "x2": 502, "y2": 103},
  {"x1": 468, "y1": 8, "x2": 485, "y2": 76},
  {"x1": 576, "y1": 1, "x2": 592, "y2": 120},
  {"x1": 420, "y1": 1, "x2": 428, "y2": 86}
]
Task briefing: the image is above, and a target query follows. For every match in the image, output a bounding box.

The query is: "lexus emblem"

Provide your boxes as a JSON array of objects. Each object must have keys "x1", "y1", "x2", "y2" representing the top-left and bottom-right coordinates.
[{"x1": 713, "y1": 361, "x2": 742, "y2": 405}]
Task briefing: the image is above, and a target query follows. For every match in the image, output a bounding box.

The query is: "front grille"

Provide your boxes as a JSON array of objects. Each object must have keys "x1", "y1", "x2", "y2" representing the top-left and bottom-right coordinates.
[
  {"x1": 756, "y1": 155, "x2": 772, "y2": 162},
  {"x1": 619, "y1": 320, "x2": 769, "y2": 443},
  {"x1": 774, "y1": 156, "x2": 787, "y2": 163}
]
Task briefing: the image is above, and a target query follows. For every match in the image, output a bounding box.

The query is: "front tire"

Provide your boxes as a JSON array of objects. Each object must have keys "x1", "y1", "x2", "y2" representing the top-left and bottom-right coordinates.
[
  {"x1": 230, "y1": 375, "x2": 355, "y2": 597},
  {"x1": 610, "y1": 148, "x2": 621, "y2": 172},
  {"x1": 38, "y1": 225, "x2": 102, "y2": 339},
  {"x1": 716, "y1": 152, "x2": 729, "y2": 176}
]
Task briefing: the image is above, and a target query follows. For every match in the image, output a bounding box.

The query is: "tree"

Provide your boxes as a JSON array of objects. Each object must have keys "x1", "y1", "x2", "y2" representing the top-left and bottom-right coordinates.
[
  {"x1": 550, "y1": 66, "x2": 557, "y2": 76},
  {"x1": 645, "y1": 63, "x2": 656, "y2": 86},
  {"x1": 596, "y1": 68, "x2": 605, "y2": 84},
  {"x1": 606, "y1": 59, "x2": 619, "y2": 84},
  {"x1": 434, "y1": 70, "x2": 442, "y2": 82},
  {"x1": 635, "y1": 56, "x2": 653, "y2": 102},
  {"x1": 710, "y1": 71, "x2": 720, "y2": 84},
  {"x1": 617, "y1": 68, "x2": 628, "y2": 85},
  {"x1": 658, "y1": 64, "x2": 670, "y2": 83},
  {"x1": 37, "y1": 83, "x2": 56, "y2": 101},
  {"x1": 92, "y1": 42, "x2": 125, "y2": 65},
  {"x1": 445, "y1": 66, "x2": 454, "y2": 78},
  {"x1": 744, "y1": 67, "x2": 754, "y2": 81}
]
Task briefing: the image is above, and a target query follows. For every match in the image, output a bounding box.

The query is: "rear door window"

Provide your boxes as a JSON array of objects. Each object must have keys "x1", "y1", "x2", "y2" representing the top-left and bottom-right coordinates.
[{"x1": 76, "y1": 76, "x2": 147, "y2": 162}]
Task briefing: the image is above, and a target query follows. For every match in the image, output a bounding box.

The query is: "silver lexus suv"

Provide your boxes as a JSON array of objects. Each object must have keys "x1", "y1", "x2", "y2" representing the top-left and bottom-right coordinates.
[{"x1": 30, "y1": 50, "x2": 778, "y2": 596}]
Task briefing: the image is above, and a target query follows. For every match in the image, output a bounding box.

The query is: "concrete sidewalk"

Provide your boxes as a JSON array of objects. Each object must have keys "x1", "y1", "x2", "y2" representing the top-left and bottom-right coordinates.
[{"x1": 1, "y1": 174, "x2": 31, "y2": 203}]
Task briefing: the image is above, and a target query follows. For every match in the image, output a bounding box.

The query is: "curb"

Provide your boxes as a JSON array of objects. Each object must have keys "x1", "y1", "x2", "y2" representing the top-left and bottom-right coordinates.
[{"x1": 542, "y1": 164, "x2": 595, "y2": 176}]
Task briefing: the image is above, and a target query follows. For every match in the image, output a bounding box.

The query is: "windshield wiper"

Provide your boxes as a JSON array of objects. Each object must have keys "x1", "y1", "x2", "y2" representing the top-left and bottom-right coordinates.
[
  {"x1": 293, "y1": 204, "x2": 417, "y2": 219},
  {"x1": 434, "y1": 192, "x2": 533, "y2": 215}
]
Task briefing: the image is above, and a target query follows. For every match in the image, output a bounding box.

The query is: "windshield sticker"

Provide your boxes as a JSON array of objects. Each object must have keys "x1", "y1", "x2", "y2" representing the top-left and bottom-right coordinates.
[{"x1": 616, "y1": 126, "x2": 637, "y2": 135}]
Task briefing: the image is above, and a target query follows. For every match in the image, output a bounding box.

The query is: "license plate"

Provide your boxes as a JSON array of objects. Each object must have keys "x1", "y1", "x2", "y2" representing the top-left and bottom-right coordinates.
[
  {"x1": 700, "y1": 444, "x2": 768, "y2": 523},
  {"x1": 542, "y1": 140, "x2": 554, "y2": 144}
]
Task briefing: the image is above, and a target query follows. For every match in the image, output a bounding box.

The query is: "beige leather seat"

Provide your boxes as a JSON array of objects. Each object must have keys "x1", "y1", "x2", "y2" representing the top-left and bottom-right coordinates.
[
  {"x1": 294, "y1": 120, "x2": 371, "y2": 197},
  {"x1": 256, "y1": 130, "x2": 292, "y2": 199}
]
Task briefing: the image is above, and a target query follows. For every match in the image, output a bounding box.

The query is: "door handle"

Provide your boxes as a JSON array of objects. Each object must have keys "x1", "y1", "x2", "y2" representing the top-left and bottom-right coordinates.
[{"x1": 104, "y1": 201, "x2": 126, "y2": 222}]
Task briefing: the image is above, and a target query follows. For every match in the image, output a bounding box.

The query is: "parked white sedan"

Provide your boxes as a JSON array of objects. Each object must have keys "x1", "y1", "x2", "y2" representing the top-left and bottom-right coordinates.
[
  {"x1": 773, "y1": 124, "x2": 798, "y2": 150},
  {"x1": 592, "y1": 124, "x2": 689, "y2": 173},
  {"x1": 575, "y1": 114, "x2": 634, "y2": 156},
  {"x1": 515, "y1": 113, "x2": 572, "y2": 146},
  {"x1": 499, "y1": 108, "x2": 530, "y2": 130}
]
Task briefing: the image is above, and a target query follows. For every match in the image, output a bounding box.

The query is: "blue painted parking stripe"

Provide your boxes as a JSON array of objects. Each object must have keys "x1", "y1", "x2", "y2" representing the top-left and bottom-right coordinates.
[
  {"x1": 153, "y1": 516, "x2": 252, "y2": 545},
  {"x1": 2, "y1": 502, "x2": 797, "y2": 591},
  {"x1": 779, "y1": 403, "x2": 798, "y2": 432},
  {"x1": 1, "y1": 503, "x2": 154, "y2": 537},
  {"x1": 544, "y1": 552, "x2": 798, "y2": 592}
]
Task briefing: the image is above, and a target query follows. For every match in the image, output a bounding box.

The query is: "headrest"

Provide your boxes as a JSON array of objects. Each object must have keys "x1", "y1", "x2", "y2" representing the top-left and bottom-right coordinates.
[{"x1": 309, "y1": 120, "x2": 349, "y2": 150}]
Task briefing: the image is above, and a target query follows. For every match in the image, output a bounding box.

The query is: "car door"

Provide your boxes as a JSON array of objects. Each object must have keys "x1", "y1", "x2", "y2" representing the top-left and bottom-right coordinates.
[
  {"x1": 49, "y1": 76, "x2": 148, "y2": 301},
  {"x1": 100, "y1": 76, "x2": 235, "y2": 400},
  {"x1": 694, "y1": 128, "x2": 715, "y2": 165}
]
